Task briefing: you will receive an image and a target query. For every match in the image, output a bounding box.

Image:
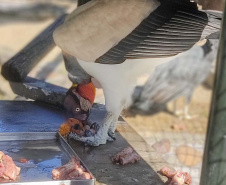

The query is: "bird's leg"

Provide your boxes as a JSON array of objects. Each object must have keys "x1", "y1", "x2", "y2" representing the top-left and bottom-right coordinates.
[
  {"x1": 173, "y1": 99, "x2": 177, "y2": 114},
  {"x1": 173, "y1": 99, "x2": 183, "y2": 116},
  {"x1": 173, "y1": 96, "x2": 196, "y2": 119},
  {"x1": 107, "y1": 116, "x2": 118, "y2": 140},
  {"x1": 183, "y1": 95, "x2": 197, "y2": 120},
  {"x1": 107, "y1": 105, "x2": 123, "y2": 140},
  {"x1": 183, "y1": 103, "x2": 191, "y2": 119},
  {"x1": 69, "y1": 111, "x2": 118, "y2": 146},
  {"x1": 174, "y1": 95, "x2": 197, "y2": 120}
]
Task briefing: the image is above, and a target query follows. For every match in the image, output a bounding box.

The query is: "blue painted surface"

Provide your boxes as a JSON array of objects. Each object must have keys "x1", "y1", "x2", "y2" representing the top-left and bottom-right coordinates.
[
  {"x1": 0, "y1": 101, "x2": 66, "y2": 132},
  {"x1": 0, "y1": 101, "x2": 106, "y2": 132}
]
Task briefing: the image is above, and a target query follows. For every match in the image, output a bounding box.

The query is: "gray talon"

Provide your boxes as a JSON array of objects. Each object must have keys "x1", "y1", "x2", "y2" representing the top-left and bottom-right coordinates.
[
  {"x1": 91, "y1": 123, "x2": 100, "y2": 131},
  {"x1": 85, "y1": 129, "x2": 94, "y2": 137},
  {"x1": 108, "y1": 131, "x2": 116, "y2": 141},
  {"x1": 69, "y1": 132, "x2": 107, "y2": 146}
]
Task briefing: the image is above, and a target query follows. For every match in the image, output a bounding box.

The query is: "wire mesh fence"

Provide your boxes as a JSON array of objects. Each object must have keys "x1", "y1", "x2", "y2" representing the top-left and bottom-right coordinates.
[{"x1": 124, "y1": 93, "x2": 211, "y2": 185}]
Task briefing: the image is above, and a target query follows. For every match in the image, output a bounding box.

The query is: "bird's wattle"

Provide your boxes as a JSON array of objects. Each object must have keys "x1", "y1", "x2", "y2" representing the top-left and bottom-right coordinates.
[{"x1": 76, "y1": 82, "x2": 96, "y2": 104}]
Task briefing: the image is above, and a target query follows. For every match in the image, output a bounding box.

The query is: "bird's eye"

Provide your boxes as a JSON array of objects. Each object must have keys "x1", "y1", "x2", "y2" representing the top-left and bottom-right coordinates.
[{"x1": 75, "y1": 108, "x2": 81, "y2": 112}]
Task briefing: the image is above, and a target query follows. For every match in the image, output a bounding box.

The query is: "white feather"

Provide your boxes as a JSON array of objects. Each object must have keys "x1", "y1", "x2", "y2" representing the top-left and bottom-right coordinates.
[{"x1": 77, "y1": 56, "x2": 181, "y2": 115}]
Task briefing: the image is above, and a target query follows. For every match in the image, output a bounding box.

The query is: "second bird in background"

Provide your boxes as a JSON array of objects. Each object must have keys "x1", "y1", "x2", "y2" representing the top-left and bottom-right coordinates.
[{"x1": 128, "y1": 39, "x2": 219, "y2": 119}]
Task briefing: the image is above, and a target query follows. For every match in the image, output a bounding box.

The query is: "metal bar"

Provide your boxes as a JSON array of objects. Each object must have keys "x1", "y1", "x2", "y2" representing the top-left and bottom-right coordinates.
[
  {"x1": 200, "y1": 2, "x2": 226, "y2": 185},
  {"x1": 0, "y1": 132, "x2": 56, "y2": 141},
  {"x1": 9, "y1": 76, "x2": 67, "y2": 106},
  {"x1": 1, "y1": 14, "x2": 66, "y2": 82}
]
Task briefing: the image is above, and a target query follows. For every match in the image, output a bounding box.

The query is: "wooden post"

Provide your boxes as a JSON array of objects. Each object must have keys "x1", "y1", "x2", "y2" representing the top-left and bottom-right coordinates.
[{"x1": 200, "y1": 2, "x2": 226, "y2": 185}]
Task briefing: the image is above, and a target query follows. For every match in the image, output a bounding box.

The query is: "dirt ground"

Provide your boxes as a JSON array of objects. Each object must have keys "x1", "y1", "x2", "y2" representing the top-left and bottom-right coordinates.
[{"x1": 124, "y1": 85, "x2": 212, "y2": 135}]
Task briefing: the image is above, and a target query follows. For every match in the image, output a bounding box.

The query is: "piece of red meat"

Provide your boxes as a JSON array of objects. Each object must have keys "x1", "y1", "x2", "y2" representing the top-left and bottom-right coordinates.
[
  {"x1": 120, "y1": 152, "x2": 141, "y2": 165},
  {"x1": 71, "y1": 172, "x2": 91, "y2": 180},
  {"x1": 184, "y1": 172, "x2": 192, "y2": 185},
  {"x1": 52, "y1": 157, "x2": 79, "y2": 180},
  {"x1": 112, "y1": 147, "x2": 133, "y2": 162},
  {"x1": 0, "y1": 163, "x2": 5, "y2": 177},
  {"x1": 160, "y1": 166, "x2": 177, "y2": 178},
  {"x1": 170, "y1": 171, "x2": 186, "y2": 185},
  {"x1": 0, "y1": 151, "x2": 21, "y2": 181},
  {"x1": 65, "y1": 163, "x2": 85, "y2": 179},
  {"x1": 66, "y1": 170, "x2": 80, "y2": 179},
  {"x1": 160, "y1": 166, "x2": 192, "y2": 185},
  {"x1": 112, "y1": 147, "x2": 141, "y2": 165},
  {"x1": 52, "y1": 157, "x2": 91, "y2": 180}
]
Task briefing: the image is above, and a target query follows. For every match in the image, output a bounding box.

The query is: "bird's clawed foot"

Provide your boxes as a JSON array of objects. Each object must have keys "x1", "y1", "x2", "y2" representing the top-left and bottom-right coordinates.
[
  {"x1": 68, "y1": 111, "x2": 119, "y2": 146},
  {"x1": 179, "y1": 114, "x2": 198, "y2": 120},
  {"x1": 108, "y1": 130, "x2": 116, "y2": 141},
  {"x1": 69, "y1": 121, "x2": 115, "y2": 146},
  {"x1": 69, "y1": 132, "x2": 114, "y2": 146},
  {"x1": 174, "y1": 110, "x2": 183, "y2": 116},
  {"x1": 174, "y1": 110, "x2": 197, "y2": 120}
]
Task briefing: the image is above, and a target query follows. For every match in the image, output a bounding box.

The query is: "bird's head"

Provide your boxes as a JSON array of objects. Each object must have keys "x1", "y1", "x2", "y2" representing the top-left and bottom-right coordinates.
[{"x1": 64, "y1": 82, "x2": 96, "y2": 121}]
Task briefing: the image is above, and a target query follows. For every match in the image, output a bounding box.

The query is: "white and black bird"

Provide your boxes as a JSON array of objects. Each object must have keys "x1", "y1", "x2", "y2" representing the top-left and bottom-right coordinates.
[
  {"x1": 128, "y1": 39, "x2": 219, "y2": 119},
  {"x1": 53, "y1": 0, "x2": 221, "y2": 146}
]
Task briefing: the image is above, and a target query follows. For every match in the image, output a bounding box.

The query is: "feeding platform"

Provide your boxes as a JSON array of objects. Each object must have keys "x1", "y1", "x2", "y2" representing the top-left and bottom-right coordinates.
[
  {"x1": 0, "y1": 101, "x2": 169, "y2": 184},
  {"x1": 0, "y1": 12, "x2": 173, "y2": 180}
]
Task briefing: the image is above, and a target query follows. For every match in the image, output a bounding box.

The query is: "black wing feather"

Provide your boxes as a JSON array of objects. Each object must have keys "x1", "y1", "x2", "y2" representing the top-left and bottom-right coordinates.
[
  {"x1": 77, "y1": 0, "x2": 92, "y2": 6},
  {"x1": 95, "y1": 0, "x2": 208, "y2": 64}
]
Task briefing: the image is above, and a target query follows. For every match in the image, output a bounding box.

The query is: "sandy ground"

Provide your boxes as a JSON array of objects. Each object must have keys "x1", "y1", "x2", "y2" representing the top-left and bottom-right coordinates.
[
  {"x1": 122, "y1": 85, "x2": 212, "y2": 185},
  {"x1": 0, "y1": 11, "x2": 214, "y2": 185},
  {"x1": 124, "y1": 86, "x2": 212, "y2": 135}
]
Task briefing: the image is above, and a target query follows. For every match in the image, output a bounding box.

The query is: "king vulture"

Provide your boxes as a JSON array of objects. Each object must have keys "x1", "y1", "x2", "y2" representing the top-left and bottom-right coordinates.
[{"x1": 53, "y1": 0, "x2": 221, "y2": 146}]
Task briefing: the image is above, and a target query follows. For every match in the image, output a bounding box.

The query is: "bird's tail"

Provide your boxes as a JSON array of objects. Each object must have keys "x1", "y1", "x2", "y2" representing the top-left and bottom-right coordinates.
[{"x1": 201, "y1": 10, "x2": 222, "y2": 39}]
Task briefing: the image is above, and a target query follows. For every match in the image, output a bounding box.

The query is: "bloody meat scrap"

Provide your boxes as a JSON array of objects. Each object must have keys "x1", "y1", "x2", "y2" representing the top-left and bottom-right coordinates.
[
  {"x1": 160, "y1": 166, "x2": 177, "y2": 178},
  {"x1": 0, "y1": 151, "x2": 21, "y2": 181},
  {"x1": 112, "y1": 147, "x2": 141, "y2": 165},
  {"x1": 52, "y1": 157, "x2": 91, "y2": 180},
  {"x1": 59, "y1": 118, "x2": 84, "y2": 137},
  {"x1": 20, "y1": 158, "x2": 28, "y2": 163},
  {"x1": 160, "y1": 166, "x2": 192, "y2": 185},
  {"x1": 59, "y1": 118, "x2": 99, "y2": 138}
]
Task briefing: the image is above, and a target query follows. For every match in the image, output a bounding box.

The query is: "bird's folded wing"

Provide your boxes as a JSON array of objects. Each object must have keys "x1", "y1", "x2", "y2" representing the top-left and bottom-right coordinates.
[
  {"x1": 96, "y1": 0, "x2": 209, "y2": 64},
  {"x1": 53, "y1": 0, "x2": 209, "y2": 64},
  {"x1": 77, "y1": 0, "x2": 92, "y2": 7},
  {"x1": 53, "y1": 0, "x2": 159, "y2": 62}
]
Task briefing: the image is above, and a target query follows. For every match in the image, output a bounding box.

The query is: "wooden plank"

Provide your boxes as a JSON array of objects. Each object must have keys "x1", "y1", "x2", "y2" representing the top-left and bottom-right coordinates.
[
  {"x1": 1, "y1": 14, "x2": 66, "y2": 82},
  {"x1": 9, "y1": 76, "x2": 67, "y2": 106},
  {"x1": 67, "y1": 105, "x2": 169, "y2": 185}
]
